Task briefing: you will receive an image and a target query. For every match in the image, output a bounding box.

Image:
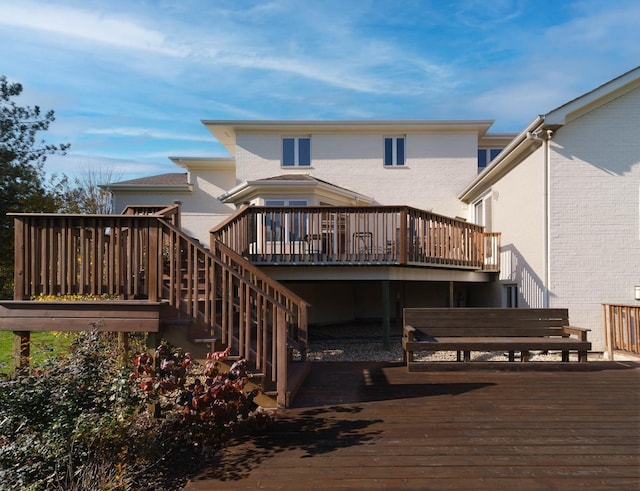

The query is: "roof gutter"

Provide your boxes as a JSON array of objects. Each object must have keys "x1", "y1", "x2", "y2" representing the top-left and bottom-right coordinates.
[
  {"x1": 458, "y1": 116, "x2": 546, "y2": 202},
  {"x1": 99, "y1": 184, "x2": 193, "y2": 193}
]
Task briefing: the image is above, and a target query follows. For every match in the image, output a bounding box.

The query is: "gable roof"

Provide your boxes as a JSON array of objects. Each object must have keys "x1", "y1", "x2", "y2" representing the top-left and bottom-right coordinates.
[
  {"x1": 218, "y1": 174, "x2": 374, "y2": 205},
  {"x1": 545, "y1": 66, "x2": 640, "y2": 126},
  {"x1": 458, "y1": 66, "x2": 640, "y2": 202},
  {"x1": 100, "y1": 173, "x2": 193, "y2": 192}
]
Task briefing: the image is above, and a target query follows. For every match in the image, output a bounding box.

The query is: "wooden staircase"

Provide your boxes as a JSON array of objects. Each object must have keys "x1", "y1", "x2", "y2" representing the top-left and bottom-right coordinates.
[
  {"x1": 147, "y1": 208, "x2": 311, "y2": 408},
  {"x1": 6, "y1": 205, "x2": 310, "y2": 408}
]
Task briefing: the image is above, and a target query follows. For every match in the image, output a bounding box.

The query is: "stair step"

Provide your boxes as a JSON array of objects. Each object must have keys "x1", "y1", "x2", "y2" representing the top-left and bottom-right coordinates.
[{"x1": 192, "y1": 337, "x2": 218, "y2": 344}]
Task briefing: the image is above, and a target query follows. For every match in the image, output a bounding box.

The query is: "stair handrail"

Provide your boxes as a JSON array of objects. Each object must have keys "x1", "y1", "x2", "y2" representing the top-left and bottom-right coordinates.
[
  {"x1": 158, "y1": 218, "x2": 308, "y2": 316},
  {"x1": 156, "y1": 217, "x2": 308, "y2": 407}
]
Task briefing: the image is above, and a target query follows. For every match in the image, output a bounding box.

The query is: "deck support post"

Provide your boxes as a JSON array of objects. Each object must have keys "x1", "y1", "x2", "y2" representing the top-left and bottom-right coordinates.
[
  {"x1": 146, "y1": 332, "x2": 161, "y2": 417},
  {"x1": 118, "y1": 332, "x2": 129, "y2": 367},
  {"x1": 13, "y1": 331, "x2": 30, "y2": 369},
  {"x1": 382, "y1": 280, "x2": 390, "y2": 350},
  {"x1": 449, "y1": 281, "x2": 454, "y2": 307},
  {"x1": 13, "y1": 218, "x2": 25, "y2": 300}
]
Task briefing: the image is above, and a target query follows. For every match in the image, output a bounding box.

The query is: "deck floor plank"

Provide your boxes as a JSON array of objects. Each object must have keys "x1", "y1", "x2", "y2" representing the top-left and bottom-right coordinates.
[{"x1": 184, "y1": 361, "x2": 640, "y2": 490}]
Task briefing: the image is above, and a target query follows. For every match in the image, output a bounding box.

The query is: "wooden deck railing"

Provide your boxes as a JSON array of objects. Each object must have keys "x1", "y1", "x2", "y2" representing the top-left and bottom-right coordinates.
[
  {"x1": 603, "y1": 304, "x2": 640, "y2": 359},
  {"x1": 11, "y1": 208, "x2": 308, "y2": 407},
  {"x1": 212, "y1": 205, "x2": 500, "y2": 271}
]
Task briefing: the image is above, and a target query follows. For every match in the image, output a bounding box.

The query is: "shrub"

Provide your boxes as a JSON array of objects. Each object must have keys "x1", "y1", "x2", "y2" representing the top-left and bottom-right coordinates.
[
  {"x1": 0, "y1": 330, "x2": 140, "y2": 490},
  {"x1": 0, "y1": 332, "x2": 272, "y2": 490}
]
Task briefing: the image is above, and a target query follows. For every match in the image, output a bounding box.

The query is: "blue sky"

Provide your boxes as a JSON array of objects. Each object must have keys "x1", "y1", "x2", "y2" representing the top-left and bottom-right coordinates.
[{"x1": 1, "y1": 0, "x2": 639, "y2": 182}]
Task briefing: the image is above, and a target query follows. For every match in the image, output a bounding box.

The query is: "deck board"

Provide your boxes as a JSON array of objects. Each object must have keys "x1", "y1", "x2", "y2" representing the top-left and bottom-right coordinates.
[{"x1": 184, "y1": 361, "x2": 640, "y2": 490}]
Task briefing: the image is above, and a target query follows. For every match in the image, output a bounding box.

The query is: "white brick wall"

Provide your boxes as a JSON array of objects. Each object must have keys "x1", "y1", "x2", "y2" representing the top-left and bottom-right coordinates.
[
  {"x1": 235, "y1": 131, "x2": 478, "y2": 217},
  {"x1": 549, "y1": 86, "x2": 640, "y2": 350}
]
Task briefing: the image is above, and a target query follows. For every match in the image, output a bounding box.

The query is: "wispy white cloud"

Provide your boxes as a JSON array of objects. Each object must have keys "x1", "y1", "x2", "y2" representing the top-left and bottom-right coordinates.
[
  {"x1": 0, "y1": 1, "x2": 188, "y2": 57},
  {"x1": 453, "y1": 0, "x2": 527, "y2": 29},
  {"x1": 2, "y1": 0, "x2": 639, "y2": 178},
  {"x1": 44, "y1": 153, "x2": 176, "y2": 181},
  {"x1": 2, "y1": 0, "x2": 458, "y2": 97},
  {"x1": 85, "y1": 127, "x2": 213, "y2": 143},
  {"x1": 201, "y1": 100, "x2": 269, "y2": 120}
]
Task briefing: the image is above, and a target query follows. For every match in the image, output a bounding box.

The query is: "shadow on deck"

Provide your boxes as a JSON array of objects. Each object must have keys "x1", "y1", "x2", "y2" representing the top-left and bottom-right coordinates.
[{"x1": 185, "y1": 361, "x2": 640, "y2": 490}]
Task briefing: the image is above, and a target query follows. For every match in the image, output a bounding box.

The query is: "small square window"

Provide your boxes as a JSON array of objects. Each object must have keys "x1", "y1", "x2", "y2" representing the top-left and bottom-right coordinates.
[
  {"x1": 282, "y1": 137, "x2": 311, "y2": 167},
  {"x1": 384, "y1": 137, "x2": 405, "y2": 166}
]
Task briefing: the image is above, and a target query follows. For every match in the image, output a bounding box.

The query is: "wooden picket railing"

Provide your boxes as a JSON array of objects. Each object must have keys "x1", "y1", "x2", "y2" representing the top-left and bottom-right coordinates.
[
  {"x1": 212, "y1": 205, "x2": 500, "y2": 271},
  {"x1": 9, "y1": 206, "x2": 308, "y2": 407},
  {"x1": 603, "y1": 304, "x2": 640, "y2": 359}
]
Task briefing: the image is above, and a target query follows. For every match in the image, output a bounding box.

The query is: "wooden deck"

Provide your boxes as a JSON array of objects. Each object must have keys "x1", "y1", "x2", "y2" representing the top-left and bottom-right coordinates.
[{"x1": 184, "y1": 361, "x2": 640, "y2": 490}]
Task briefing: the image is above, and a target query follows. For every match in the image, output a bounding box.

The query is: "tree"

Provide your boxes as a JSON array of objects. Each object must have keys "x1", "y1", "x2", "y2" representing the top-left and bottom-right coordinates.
[
  {"x1": 51, "y1": 165, "x2": 120, "y2": 214},
  {"x1": 0, "y1": 76, "x2": 70, "y2": 296}
]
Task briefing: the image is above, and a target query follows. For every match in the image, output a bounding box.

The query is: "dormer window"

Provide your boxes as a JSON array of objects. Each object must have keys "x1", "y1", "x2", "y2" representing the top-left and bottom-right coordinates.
[
  {"x1": 384, "y1": 136, "x2": 405, "y2": 166},
  {"x1": 282, "y1": 137, "x2": 311, "y2": 166}
]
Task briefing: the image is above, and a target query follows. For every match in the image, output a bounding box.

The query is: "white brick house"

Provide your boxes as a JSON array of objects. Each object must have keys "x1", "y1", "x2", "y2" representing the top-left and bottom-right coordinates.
[
  {"x1": 105, "y1": 67, "x2": 640, "y2": 351},
  {"x1": 460, "y1": 66, "x2": 640, "y2": 350}
]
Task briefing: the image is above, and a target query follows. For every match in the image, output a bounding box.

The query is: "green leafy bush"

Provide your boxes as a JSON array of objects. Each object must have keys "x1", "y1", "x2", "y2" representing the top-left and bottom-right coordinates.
[{"x1": 0, "y1": 332, "x2": 272, "y2": 490}]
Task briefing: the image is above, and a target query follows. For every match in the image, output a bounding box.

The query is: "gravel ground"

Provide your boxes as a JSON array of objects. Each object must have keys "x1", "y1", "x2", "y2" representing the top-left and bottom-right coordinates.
[{"x1": 304, "y1": 323, "x2": 588, "y2": 362}]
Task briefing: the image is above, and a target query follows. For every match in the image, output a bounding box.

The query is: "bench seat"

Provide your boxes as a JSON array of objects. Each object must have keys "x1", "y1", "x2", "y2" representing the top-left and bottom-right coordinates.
[{"x1": 402, "y1": 308, "x2": 591, "y2": 368}]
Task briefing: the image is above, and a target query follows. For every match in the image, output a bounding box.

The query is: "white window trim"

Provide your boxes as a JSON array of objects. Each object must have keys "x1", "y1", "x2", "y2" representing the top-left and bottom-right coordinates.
[{"x1": 473, "y1": 191, "x2": 492, "y2": 230}]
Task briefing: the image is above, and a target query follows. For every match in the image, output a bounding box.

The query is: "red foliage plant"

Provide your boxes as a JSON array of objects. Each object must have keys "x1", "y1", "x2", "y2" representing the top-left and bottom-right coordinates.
[{"x1": 129, "y1": 344, "x2": 269, "y2": 433}]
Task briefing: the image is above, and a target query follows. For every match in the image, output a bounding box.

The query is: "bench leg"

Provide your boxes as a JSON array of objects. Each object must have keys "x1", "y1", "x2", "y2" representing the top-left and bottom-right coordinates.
[
  {"x1": 463, "y1": 351, "x2": 471, "y2": 362},
  {"x1": 521, "y1": 350, "x2": 530, "y2": 362},
  {"x1": 456, "y1": 350, "x2": 462, "y2": 362},
  {"x1": 578, "y1": 351, "x2": 587, "y2": 362},
  {"x1": 562, "y1": 351, "x2": 569, "y2": 362},
  {"x1": 404, "y1": 350, "x2": 414, "y2": 364},
  {"x1": 508, "y1": 351, "x2": 515, "y2": 362}
]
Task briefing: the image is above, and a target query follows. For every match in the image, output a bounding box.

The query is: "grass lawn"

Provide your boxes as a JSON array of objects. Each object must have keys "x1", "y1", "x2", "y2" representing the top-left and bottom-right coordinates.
[{"x1": 0, "y1": 331, "x2": 78, "y2": 374}]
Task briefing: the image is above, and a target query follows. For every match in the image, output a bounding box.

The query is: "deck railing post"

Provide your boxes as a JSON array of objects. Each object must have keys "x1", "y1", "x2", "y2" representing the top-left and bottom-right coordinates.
[
  {"x1": 13, "y1": 218, "x2": 26, "y2": 300},
  {"x1": 147, "y1": 221, "x2": 159, "y2": 302},
  {"x1": 399, "y1": 208, "x2": 408, "y2": 265},
  {"x1": 276, "y1": 307, "x2": 287, "y2": 408},
  {"x1": 603, "y1": 304, "x2": 614, "y2": 361}
]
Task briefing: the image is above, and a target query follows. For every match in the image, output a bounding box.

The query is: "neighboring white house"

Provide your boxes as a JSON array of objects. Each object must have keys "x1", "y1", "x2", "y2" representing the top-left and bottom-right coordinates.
[
  {"x1": 104, "y1": 66, "x2": 640, "y2": 351},
  {"x1": 108, "y1": 158, "x2": 236, "y2": 246}
]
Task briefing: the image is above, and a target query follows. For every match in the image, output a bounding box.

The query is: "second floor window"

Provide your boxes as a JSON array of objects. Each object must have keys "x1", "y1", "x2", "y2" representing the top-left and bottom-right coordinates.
[
  {"x1": 477, "y1": 148, "x2": 502, "y2": 170},
  {"x1": 282, "y1": 137, "x2": 311, "y2": 166},
  {"x1": 384, "y1": 137, "x2": 405, "y2": 166}
]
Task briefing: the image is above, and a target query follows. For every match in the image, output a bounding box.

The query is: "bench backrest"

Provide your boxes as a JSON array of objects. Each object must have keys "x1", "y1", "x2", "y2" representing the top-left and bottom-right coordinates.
[{"x1": 403, "y1": 308, "x2": 570, "y2": 337}]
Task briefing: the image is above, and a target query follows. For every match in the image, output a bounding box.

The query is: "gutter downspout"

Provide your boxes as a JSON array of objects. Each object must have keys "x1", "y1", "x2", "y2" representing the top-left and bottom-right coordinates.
[
  {"x1": 526, "y1": 127, "x2": 553, "y2": 308},
  {"x1": 543, "y1": 129, "x2": 553, "y2": 309}
]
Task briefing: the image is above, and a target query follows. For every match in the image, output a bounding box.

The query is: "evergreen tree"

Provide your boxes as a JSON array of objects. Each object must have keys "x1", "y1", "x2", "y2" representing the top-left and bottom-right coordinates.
[{"x1": 0, "y1": 76, "x2": 69, "y2": 296}]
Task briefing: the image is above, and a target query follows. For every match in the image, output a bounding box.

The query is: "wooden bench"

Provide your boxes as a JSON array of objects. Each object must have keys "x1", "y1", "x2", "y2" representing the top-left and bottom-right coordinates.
[{"x1": 402, "y1": 308, "x2": 591, "y2": 370}]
